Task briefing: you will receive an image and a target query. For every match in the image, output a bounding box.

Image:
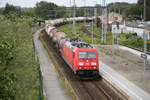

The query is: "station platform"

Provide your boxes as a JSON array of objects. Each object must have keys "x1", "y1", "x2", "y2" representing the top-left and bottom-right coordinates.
[
  {"x1": 117, "y1": 45, "x2": 150, "y2": 60},
  {"x1": 33, "y1": 30, "x2": 70, "y2": 100},
  {"x1": 99, "y1": 61, "x2": 150, "y2": 100}
]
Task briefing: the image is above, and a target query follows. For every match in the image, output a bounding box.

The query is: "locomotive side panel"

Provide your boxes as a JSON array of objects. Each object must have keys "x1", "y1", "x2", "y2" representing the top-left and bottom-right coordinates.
[{"x1": 61, "y1": 42, "x2": 75, "y2": 70}]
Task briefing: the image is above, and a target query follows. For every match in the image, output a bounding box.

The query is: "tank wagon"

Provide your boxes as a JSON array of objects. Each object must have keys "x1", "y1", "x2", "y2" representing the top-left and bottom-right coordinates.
[{"x1": 45, "y1": 17, "x2": 99, "y2": 78}]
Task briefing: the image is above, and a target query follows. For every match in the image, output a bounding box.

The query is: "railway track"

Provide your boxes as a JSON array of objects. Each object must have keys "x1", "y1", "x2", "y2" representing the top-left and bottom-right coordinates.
[
  {"x1": 80, "y1": 26, "x2": 101, "y2": 38},
  {"x1": 81, "y1": 25, "x2": 150, "y2": 55},
  {"x1": 40, "y1": 30, "x2": 129, "y2": 100}
]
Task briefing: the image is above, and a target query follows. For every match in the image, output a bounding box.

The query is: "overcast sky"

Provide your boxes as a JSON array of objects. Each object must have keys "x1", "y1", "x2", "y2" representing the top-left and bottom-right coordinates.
[{"x1": 0, "y1": 0, "x2": 137, "y2": 8}]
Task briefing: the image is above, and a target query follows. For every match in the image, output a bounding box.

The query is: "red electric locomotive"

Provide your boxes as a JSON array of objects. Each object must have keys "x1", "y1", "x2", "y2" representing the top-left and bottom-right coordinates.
[{"x1": 60, "y1": 39, "x2": 99, "y2": 78}]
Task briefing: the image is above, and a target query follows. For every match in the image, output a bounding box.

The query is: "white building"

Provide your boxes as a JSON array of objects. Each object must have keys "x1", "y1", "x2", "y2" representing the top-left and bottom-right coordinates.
[
  {"x1": 112, "y1": 21, "x2": 150, "y2": 40},
  {"x1": 112, "y1": 21, "x2": 122, "y2": 34}
]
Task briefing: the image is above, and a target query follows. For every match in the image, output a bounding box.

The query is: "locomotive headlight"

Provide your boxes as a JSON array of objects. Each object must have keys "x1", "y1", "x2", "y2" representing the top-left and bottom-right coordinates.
[
  {"x1": 79, "y1": 62, "x2": 84, "y2": 66},
  {"x1": 91, "y1": 62, "x2": 96, "y2": 65}
]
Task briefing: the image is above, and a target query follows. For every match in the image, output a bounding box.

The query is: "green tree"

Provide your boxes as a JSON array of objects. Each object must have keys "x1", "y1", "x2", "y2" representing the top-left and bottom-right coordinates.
[
  {"x1": 0, "y1": 8, "x2": 4, "y2": 15},
  {"x1": 0, "y1": 40, "x2": 14, "y2": 65},
  {"x1": 123, "y1": 0, "x2": 150, "y2": 21},
  {"x1": 108, "y1": 2, "x2": 133, "y2": 14},
  {"x1": 22, "y1": 8, "x2": 36, "y2": 17},
  {"x1": 96, "y1": 17, "x2": 102, "y2": 28},
  {"x1": 138, "y1": 0, "x2": 150, "y2": 21},
  {"x1": 0, "y1": 73, "x2": 16, "y2": 100},
  {"x1": 138, "y1": 0, "x2": 150, "y2": 6},
  {"x1": 76, "y1": 7, "x2": 84, "y2": 17},
  {"x1": 3, "y1": 3, "x2": 21, "y2": 16},
  {"x1": 35, "y1": 1, "x2": 58, "y2": 20},
  {"x1": 0, "y1": 15, "x2": 40, "y2": 100},
  {"x1": 57, "y1": 6, "x2": 68, "y2": 18},
  {"x1": 123, "y1": 4, "x2": 143, "y2": 20}
]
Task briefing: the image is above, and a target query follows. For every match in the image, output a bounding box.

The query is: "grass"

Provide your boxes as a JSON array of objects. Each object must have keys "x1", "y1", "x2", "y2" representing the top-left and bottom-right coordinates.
[
  {"x1": 0, "y1": 16, "x2": 40, "y2": 100},
  {"x1": 97, "y1": 45, "x2": 140, "y2": 65},
  {"x1": 58, "y1": 22, "x2": 113, "y2": 45},
  {"x1": 58, "y1": 23, "x2": 102, "y2": 44},
  {"x1": 96, "y1": 46, "x2": 113, "y2": 56},
  {"x1": 59, "y1": 22, "x2": 150, "y2": 52},
  {"x1": 118, "y1": 33, "x2": 150, "y2": 52}
]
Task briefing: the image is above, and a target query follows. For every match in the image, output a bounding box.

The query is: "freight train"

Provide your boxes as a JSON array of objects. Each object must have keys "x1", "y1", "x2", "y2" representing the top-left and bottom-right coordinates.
[{"x1": 45, "y1": 17, "x2": 99, "y2": 78}]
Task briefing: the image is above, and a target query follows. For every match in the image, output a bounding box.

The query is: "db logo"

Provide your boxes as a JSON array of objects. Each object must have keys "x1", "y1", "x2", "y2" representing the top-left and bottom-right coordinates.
[{"x1": 86, "y1": 63, "x2": 90, "y2": 65}]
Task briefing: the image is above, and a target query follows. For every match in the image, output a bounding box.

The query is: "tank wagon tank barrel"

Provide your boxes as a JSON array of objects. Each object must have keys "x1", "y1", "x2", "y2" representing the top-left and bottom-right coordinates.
[
  {"x1": 45, "y1": 17, "x2": 94, "y2": 46},
  {"x1": 45, "y1": 17, "x2": 99, "y2": 79}
]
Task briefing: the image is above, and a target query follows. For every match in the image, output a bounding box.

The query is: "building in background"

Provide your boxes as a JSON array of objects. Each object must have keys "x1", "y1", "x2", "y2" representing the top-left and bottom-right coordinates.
[
  {"x1": 99, "y1": 12, "x2": 123, "y2": 32},
  {"x1": 112, "y1": 21, "x2": 122, "y2": 34},
  {"x1": 100, "y1": 12, "x2": 123, "y2": 24}
]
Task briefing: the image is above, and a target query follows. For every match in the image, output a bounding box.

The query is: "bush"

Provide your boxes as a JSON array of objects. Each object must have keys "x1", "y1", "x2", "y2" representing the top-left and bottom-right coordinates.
[
  {"x1": 118, "y1": 33, "x2": 150, "y2": 52},
  {"x1": 0, "y1": 40, "x2": 14, "y2": 65},
  {"x1": 0, "y1": 15, "x2": 40, "y2": 100},
  {"x1": 0, "y1": 72, "x2": 16, "y2": 100}
]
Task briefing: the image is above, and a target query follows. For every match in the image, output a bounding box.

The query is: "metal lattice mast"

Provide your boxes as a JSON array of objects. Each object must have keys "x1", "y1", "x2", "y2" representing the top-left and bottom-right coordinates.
[
  {"x1": 69, "y1": 0, "x2": 72, "y2": 22},
  {"x1": 72, "y1": 0, "x2": 76, "y2": 34},
  {"x1": 94, "y1": 7, "x2": 97, "y2": 27},
  {"x1": 84, "y1": 0, "x2": 86, "y2": 25},
  {"x1": 91, "y1": 7, "x2": 94, "y2": 44},
  {"x1": 101, "y1": 0, "x2": 104, "y2": 43},
  {"x1": 69, "y1": 0, "x2": 72, "y2": 31},
  {"x1": 101, "y1": 0, "x2": 106, "y2": 43},
  {"x1": 91, "y1": 1, "x2": 98, "y2": 44},
  {"x1": 104, "y1": 5, "x2": 108, "y2": 43}
]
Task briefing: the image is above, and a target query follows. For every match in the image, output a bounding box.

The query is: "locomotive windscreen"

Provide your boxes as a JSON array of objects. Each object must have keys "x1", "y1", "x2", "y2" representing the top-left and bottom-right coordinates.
[{"x1": 78, "y1": 52, "x2": 96, "y2": 59}]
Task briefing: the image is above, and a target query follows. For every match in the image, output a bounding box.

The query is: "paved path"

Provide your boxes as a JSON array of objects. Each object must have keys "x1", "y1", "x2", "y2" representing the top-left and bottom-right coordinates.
[
  {"x1": 33, "y1": 29, "x2": 71, "y2": 100},
  {"x1": 99, "y1": 61, "x2": 150, "y2": 100}
]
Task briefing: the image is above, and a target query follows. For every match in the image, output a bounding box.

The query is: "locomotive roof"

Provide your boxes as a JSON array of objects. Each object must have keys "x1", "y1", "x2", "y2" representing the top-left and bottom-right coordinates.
[{"x1": 65, "y1": 39, "x2": 94, "y2": 49}]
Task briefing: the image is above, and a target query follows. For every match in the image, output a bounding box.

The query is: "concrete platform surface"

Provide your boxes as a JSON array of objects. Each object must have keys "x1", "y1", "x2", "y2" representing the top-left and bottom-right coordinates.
[
  {"x1": 33, "y1": 30, "x2": 71, "y2": 100},
  {"x1": 99, "y1": 61, "x2": 150, "y2": 100},
  {"x1": 117, "y1": 45, "x2": 150, "y2": 60}
]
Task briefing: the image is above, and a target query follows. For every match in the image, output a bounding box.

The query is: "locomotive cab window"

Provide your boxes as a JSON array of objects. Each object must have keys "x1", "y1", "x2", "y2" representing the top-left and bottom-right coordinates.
[
  {"x1": 88, "y1": 52, "x2": 96, "y2": 59},
  {"x1": 78, "y1": 52, "x2": 96, "y2": 59}
]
